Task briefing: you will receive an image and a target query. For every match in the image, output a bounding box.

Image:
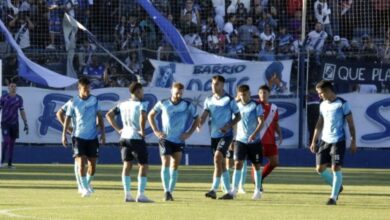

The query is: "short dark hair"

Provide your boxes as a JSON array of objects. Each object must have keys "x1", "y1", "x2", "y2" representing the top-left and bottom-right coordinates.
[
  {"x1": 172, "y1": 82, "x2": 184, "y2": 90},
  {"x1": 259, "y1": 84, "x2": 271, "y2": 92},
  {"x1": 237, "y1": 84, "x2": 250, "y2": 93},
  {"x1": 316, "y1": 80, "x2": 334, "y2": 92},
  {"x1": 212, "y1": 75, "x2": 225, "y2": 83},
  {"x1": 78, "y1": 77, "x2": 90, "y2": 86},
  {"x1": 129, "y1": 82, "x2": 143, "y2": 94}
]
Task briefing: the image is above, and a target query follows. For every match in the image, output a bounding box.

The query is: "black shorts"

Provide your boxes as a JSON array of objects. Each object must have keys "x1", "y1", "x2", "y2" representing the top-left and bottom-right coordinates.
[
  {"x1": 73, "y1": 137, "x2": 99, "y2": 158},
  {"x1": 234, "y1": 141, "x2": 263, "y2": 164},
  {"x1": 316, "y1": 140, "x2": 346, "y2": 166},
  {"x1": 211, "y1": 136, "x2": 233, "y2": 158},
  {"x1": 159, "y1": 139, "x2": 184, "y2": 156},
  {"x1": 1, "y1": 122, "x2": 19, "y2": 139},
  {"x1": 226, "y1": 150, "x2": 234, "y2": 160},
  {"x1": 119, "y1": 139, "x2": 148, "y2": 164}
]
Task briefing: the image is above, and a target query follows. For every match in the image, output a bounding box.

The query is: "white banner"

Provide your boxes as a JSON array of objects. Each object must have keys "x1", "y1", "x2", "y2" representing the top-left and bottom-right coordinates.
[
  {"x1": 10, "y1": 87, "x2": 299, "y2": 148},
  {"x1": 340, "y1": 93, "x2": 390, "y2": 148},
  {"x1": 150, "y1": 59, "x2": 293, "y2": 96}
]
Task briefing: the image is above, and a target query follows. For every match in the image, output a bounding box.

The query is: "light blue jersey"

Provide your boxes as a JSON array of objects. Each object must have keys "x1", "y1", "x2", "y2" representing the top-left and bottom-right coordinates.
[
  {"x1": 204, "y1": 93, "x2": 240, "y2": 138},
  {"x1": 320, "y1": 97, "x2": 351, "y2": 143},
  {"x1": 236, "y1": 100, "x2": 264, "y2": 144},
  {"x1": 66, "y1": 95, "x2": 100, "y2": 140},
  {"x1": 152, "y1": 99, "x2": 198, "y2": 144},
  {"x1": 61, "y1": 100, "x2": 76, "y2": 136},
  {"x1": 113, "y1": 99, "x2": 149, "y2": 140}
]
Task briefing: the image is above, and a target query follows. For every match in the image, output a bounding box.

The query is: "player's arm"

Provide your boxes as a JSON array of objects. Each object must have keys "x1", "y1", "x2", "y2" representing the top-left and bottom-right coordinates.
[
  {"x1": 221, "y1": 112, "x2": 241, "y2": 133},
  {"x1": 275, "y1": 120, "x2": 283, "y2": 145},
  {"x1": 197, "y1": 110, "x2": 209, "y2": 131},
  {"x1": 310, "y1": 115, "x2": 324, "y2": 153},
  {"x1": 346, "y1": 114, "x2": 357, "y2": 153},
  {"x1": 97, "y1": 111, "x2": 106, "y2": 145},
  {"x1": 139, "y1": 111, "x2": 147, "y2": 138},
  {"x1": 20, "y1": 108, "x2": 28, "y2": 135},
  {"x1": 249, "y1": 115, "x2": 265, "y2": 142},
  {"x1": 105, "y1": 108, "x2": 121, "y2": 134},
  {"x1": 62, "y1": 116, "x2": 71, "y2": 148},
  {"x1": 181, "y1": 116, "x2": 199, "y2": 141},
  {"x1": 147, "y1": 109, "x2": 166, "y2": 139},
  {"x1": 56, "y1": 108, "x2": 73, "y2": 134}
]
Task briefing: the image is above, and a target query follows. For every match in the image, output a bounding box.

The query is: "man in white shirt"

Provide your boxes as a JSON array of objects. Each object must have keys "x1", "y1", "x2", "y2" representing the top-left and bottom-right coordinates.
[{"x1": 314, "y1": 0, "x2": 333, "y2": 37}]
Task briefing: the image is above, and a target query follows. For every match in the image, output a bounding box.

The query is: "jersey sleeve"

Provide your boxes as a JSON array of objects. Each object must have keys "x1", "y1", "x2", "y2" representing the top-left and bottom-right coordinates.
[
  {"x1": 152, "y1": 101, "x2": 163, "y2": 113},
  {"x1": 203, "y1": 98, "x2": 209, "y2": 111},
  {"x1": 96, "y1": 98, "x2": 101, "y2": 112},
  {"x1": 113, "y1": 103, "x2": 120, "y2": 115},
  {"x1": 342, "y1": 101, "x2": 352, "y2": 116},
  {"x1": 141, "y1": 101, "x2": 149, "y2": 112},
  {"x1": 65, "y1": 100, "x2": 74, "y2": 117},
  {"x1": 230, "y1": 99, "x2": 240, "y2": 114}
]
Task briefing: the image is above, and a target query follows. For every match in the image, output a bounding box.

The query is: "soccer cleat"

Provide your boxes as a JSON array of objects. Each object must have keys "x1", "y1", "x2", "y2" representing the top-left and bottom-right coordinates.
[
  {"x1": 218, "y1": 193, "x2": 234, "y2": 200},
  {"x1": 326, "y1": 198, "x2": 337, "y2": 205},
  {"x1": 252, "y1": 190, "x2": 262, "y2": 200},
  {"x1": 260, "y1": 183, "x2": 264, "y2": 192},
  {"x1": 164, "y1": 192, "x2": 174, "y2": 201},
  {"x1": 125, "y1": 195, "x2": 135, "y2": 202},
  {"x1": 7, "y1": 165, "x2": 16, "y2": 169},
  {"x1": 238, "y1": 187, "x2": 246, "y2": 194},
  {"x1": 81, "y1": 189, "x2": 91, "y2": 198},
  {"x1": 136, "y1": 194, "x2": 154, "y2": 203},
  {"x1": 205, "y1": 190, "x2": 217, "y2": 199},
  {"x1": 77, "y1": 187, "x2": 83, "y2": 194},
  {"x1": 87, "y1": 185, "x2": 95, "y2": 193}
]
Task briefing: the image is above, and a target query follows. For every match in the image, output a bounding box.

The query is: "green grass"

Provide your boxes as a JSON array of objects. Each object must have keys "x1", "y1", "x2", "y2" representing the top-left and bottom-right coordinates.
[{"x1": 1, "y1": 164, "x2": 390, "y2": 220}]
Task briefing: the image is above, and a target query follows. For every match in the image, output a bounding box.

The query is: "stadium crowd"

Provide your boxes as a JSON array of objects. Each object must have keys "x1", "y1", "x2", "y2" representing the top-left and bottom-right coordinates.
[{"x1": 0, "y1": 0, "x2": 389, "y2": 91}]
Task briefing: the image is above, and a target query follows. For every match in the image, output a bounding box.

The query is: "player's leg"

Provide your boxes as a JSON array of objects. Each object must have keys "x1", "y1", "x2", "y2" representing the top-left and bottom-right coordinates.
[
  {"x1": 72, "y1": 137, "x2": 82, "y2": 193},
  {"x1": 218, "y1": 137, "x2": 234, "y2": 199},
  {"x1": 238, "y1": 159, "x2": 247, "y2": 194},
  {"x1": 85, "y1": 138, "x2": 99, "y2": 192},
  {"x1": 7, "y1": 138, "x2": 16, "y2": 168},
  {"x1": 222, "y1": 141, "x2": 234, "y2": 193},
  {"x1": 205, "y1": 138, "x2": 221, "y2": 199},
  {"x1": 328, "y1": 141, "x2": 346, "y2": 205},
  {"x1": 74, "y1": 138, "x2": 91, "y2": 197},
  {"x1": 168, "y1": 149, "x2": 183, "y2": 198},
  {"x1": 316, "y1": 141, "x2": 333, "y2": 186},
  {"x1": 231, "y1": 141, "x2": 245, "y2": 196},
  {"x1": 159, "y1": 139, "x2": 172, "y2": 201},
  {"x1": 134, "y1": 139, "x2": 153, "y2": 202},
  {"x1": 248, "y1": 142, "x2": 263, "y2": 200},
  {"x1": 120, "y1": 140, "x2": 135, "y2": 202},
  {"x1": 261, "y1": 144, "x2": 279, "y2": 190}
]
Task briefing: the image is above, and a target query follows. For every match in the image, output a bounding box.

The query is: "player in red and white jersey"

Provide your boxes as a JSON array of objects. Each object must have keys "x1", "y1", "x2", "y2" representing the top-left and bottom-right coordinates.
[{"x1": 254, "y1": 85, "x2": 283, "y2": 191}]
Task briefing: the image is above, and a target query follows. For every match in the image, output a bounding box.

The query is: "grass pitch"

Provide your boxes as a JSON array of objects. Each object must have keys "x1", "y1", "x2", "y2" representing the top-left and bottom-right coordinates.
[{"x1": 0, "y1": 164, "x2": 389, "y2": 220}]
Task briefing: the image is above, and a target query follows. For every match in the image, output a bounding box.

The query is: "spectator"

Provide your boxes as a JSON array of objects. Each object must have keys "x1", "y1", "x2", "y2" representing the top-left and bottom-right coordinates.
[
  {"x1": 123, "y1": 15, "x2": 141, "y2": 50},
  {"x1": 287, "y1": 0, "x2": 302, "y2": 17},
  {"x1": 180, "y1": 0, "x2": 200, "y2": 27},
  {"x1": 76, "y1": 0, "x2": 92, "y2": 27},
  {"x1": 114, "y1": 15, "x2": 127, "y2": 50},
  {"x1": 259, "y1": 40, "x2": 275, "y2": 61},
  {"x1": 139, "y1": 16, "x2": 157, "y2": 50},
  {"x1": 289, "y1": 9, "x2": 302, "y2": 39},
  {"x1": 184, "y1": 27, "x2": 203, "y2": 49},
  {"x1": 180, "y1": 10, "x2": 198, "y2": 34},
  {"x1": 225, "y1": 32, "x2": 244, "y2": 59},
  {"x1": 260, "y1": 24, "x2": 275, "y2": 49},
  {"x1": 382, "y1": 29, "x2": 390, "y2": 64},
  {"x1": 29, "y1": 0, "x2": 49, "y2": 48},
  {"x1": 207, "y1": 26, "x2": 220, "y2": 53},
  {"x1": 305, "y1": 22, "x2": 328, "y2": 64},
  {"x1": 244, "y1": 35, "x2": 261, "y2": 60},
  {"x1": 8, "y1": 12, "x2": 34, "y2": 50},
  {"x1": 77, "y1": 39, "x2": 97, "y2": 73},
  {"x1": 157, "y1": 38, "x2": 175, "y2": 61},
  {"x1": 314, "y1": 0, "x2": 333, "y2": 37},
  {"x1": 83, "y1": 56, "x2": 108, "y2": 89},
  {"x1": 223, "y1": 13, "x2": 236, "y2": 36},
  {"x1": 125, "y1": 51, "x2": 142, "y2": 75},
  {"x1": 235, "y1": 3, "x2": 249, "y2": 26},
  {"x1": 152, "y1": 0, "x2": 171, "y2": 16},
  {"x1": 257, "y1": 9, "x2": 277, "y2": 34},
  {"x1": 359, "y1": 35, "x2": 379, "y2": 63},
  {"x1": 46, "y1": 0, "x2": 63, "y2": 50},
  {"x1": 212, "y1": 0, "x2": 225, "y2": 31},
  {"x1": 275, "y1": 26, "x2": 294, "y2": 60},
  {"x1": 238, "y1": 16, "x2": 259, "y2": 46},
  {"x1": 339, "y1": 0, "x2": 353, "y2": 38},
  {"x1": 324, "y1": 35, "x2": 350, "y2": 60}
]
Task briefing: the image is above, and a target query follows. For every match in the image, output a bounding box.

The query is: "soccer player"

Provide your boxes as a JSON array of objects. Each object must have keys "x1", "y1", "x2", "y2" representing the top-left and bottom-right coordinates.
[
  {"x1": 148, "y1": 82, "x2": 199, "y2": 201},
  {"x1": 106, "y1": 82, "x2": 153, "y2": 203},
  {"x1": 62, "y1": 77, "x2": 106, "y2": 197},
  {"x1": 310, "y1": 80, "x2": 357, "y2": 205},
  {"x1": 198, "y1": 75, "x2": 241, "y2": 200},
  {"x1": 231, "y1": 85, "x2": 264, "y2": 200},
  {"x1": 56, "y1": 100, "x2": 83, "y2": 193},
  {"x1": 257, "y1": 85, "x2": 282, "y2": 191},
  {"x1": 0, "y1": 81, "x2": 28, "y2": 169}
]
